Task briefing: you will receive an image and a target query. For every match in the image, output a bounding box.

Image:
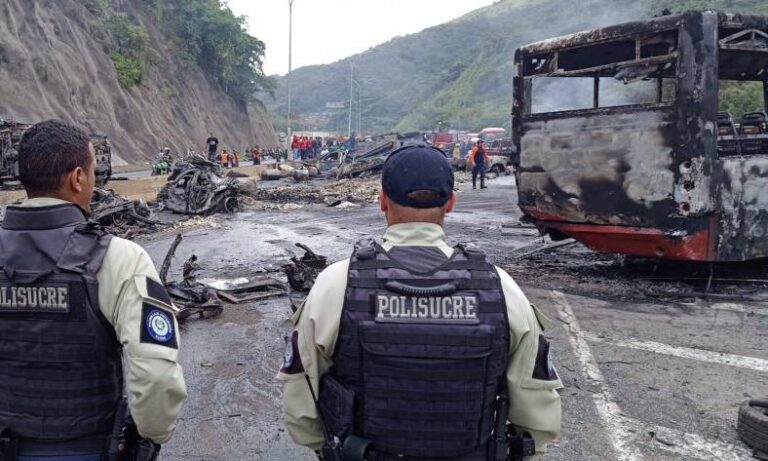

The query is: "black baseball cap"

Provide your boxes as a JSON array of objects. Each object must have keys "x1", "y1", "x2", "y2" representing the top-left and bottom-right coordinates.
[{"x1": 382, "y1": 144, "x2": 454, "y2": 209}]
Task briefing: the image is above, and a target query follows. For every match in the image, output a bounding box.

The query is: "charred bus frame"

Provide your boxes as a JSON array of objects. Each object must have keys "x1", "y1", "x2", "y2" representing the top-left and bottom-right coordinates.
[{"x1": 512, "y1": 11, "x2": 768, "y2": 261}]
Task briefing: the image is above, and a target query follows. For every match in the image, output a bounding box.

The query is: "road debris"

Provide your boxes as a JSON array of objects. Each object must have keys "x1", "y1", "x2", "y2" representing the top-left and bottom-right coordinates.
[
  {"x1": 199, "y1": 277, "x2": 286, "y2": 304},
  {"x1": 282, "y1": 243, "x2": 329, "y2": 312},
  {"x1": 90, "y1": 188, "x2": 158, "y2": 239},
  {"x1": 159, "y1": 234, "x2": 223, "y2": 320},
  {"x1": 283, "y1": 243, "x2": 328, "y2": 292},
  {"x1": 157, "y1": 154, "x2": 241, "y2": 215},
  {"x1": 160, "y1": 233, "x2": 287, "y2": 320},
  {"x1": 737, "y1": 398, "x2": 768, "y2": 459},
  {"x1": 253, "y1": 177, "x2": 379, "y2": 206},
  {"x1": 260, "y1": 163, "x2": 320, "y2": 181},
  {"x1": 510, "y1": 238, "x2": 577, "y2": 260}
]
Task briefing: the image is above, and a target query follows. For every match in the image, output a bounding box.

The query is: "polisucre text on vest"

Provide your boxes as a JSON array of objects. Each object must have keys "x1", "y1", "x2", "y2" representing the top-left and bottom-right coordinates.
[
  {"x1": 0, "y1": 284, "x2": 69, "y2": 312},
  {"x1": 375, "y1": 294, "x2": 479, "y2": 323}
]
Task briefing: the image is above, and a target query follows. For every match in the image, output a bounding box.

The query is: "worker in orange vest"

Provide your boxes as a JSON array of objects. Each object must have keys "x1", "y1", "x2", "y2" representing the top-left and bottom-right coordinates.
[
  {"x1": 468, "y1": 140, "x2": 489, "y2": 189},
  {"x1": 220, "y1": 149, "x2": 229, "y2": 168}
]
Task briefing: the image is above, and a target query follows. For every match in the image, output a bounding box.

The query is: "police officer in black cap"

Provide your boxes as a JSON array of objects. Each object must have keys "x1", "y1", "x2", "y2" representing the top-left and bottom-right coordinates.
[
  {"x1": 280, "y1": 144, "x2": 562, "y2": 460},
  {"x1": 0, "y1": 120, "x2": 186, "y2": 461}
]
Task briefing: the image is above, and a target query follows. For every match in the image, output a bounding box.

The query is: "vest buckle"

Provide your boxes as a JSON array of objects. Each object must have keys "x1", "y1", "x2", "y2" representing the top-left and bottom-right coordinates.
[{"x1": 355, "y1": 245, "x2": 377, "y2": 260}]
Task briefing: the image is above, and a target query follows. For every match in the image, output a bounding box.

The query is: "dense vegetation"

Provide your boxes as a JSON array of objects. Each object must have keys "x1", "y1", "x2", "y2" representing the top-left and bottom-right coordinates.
[
  {"x1": 82, "y1": 0, "x2": 272, "y2": 104},
  {"x1": 268, "y1": 0, "x2": 768, "y2": 134},
  {"x1": 107, "y1": 13, "x2": 157, "y2": 87},
  {"x1": 143, "y1": 0, "x2": 274, "y2": 103}
]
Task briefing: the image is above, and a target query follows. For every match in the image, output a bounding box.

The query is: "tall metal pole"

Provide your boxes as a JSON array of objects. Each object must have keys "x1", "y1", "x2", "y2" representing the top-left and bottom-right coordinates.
[
  {"x1": 287, "y1": 0, "x2": 294, "y2": 144},
  {"x1": 348, "y1": 61, "x2": 354, "y2": 139},
  {"x1": 358, "y1": 90, "x2": 362, "y2": 134}
]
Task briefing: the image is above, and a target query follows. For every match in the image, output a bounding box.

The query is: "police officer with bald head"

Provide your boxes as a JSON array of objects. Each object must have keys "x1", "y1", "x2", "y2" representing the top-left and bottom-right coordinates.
[
  {"x1": 0, "y1": 120, "x2": 187, "y2": 461},
  {"x1": 279, "y1": 145, "x2": 562, "y2": 460}
]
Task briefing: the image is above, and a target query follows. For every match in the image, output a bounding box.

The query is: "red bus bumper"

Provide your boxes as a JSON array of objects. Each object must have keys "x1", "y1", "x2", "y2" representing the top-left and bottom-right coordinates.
[{"x1": 525, "y1": 211, "x2": 718, "y2": 261}]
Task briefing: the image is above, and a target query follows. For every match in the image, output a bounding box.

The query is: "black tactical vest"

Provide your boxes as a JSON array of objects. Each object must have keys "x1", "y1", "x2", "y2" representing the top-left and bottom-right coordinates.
[
  {"x1": 0, "y1": 204, "x2": 123, "y2": 456},
  {"x1": 326, "y1": 241, "x2": 510, "y2": 461}
]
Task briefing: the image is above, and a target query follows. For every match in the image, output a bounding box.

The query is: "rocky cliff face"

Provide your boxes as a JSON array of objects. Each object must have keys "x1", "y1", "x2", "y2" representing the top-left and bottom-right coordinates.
[{"x1": 0, "y1": 0, "x2": 276, "y2": 166}]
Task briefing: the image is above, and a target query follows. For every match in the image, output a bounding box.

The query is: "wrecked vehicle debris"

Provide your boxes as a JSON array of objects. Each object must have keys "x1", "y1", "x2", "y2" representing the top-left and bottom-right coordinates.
[
  {"x1": 159, "y1": 234, "x2": 223, "y2": 320},
  {"x1": 160, "y1": 234, "x2": 287, "y2": 320},
  {"x1": 158, "y1": 155, "x2": 242, "y2": 215},
  {"x1": 90, "y1": 188, "x2": 157, "y2": 238},
  {"x1": 0, "y1": 119, "x2": 29, "y2": 188},
  {"x1": 199, "y1": 277, "x2": 286, "y2": 304},
  {"x1": 91, "y1": 135, "x2": 113, "y2": 187},
  {"x1": 513, "y1": 11, "x2": 768, "y2": 262},
  {"x1": 1, "y1": 120, "x2": 114, "y2": 189},
  {"x1": 283, "y1": 243, "x2": 328, "y2": 292}
]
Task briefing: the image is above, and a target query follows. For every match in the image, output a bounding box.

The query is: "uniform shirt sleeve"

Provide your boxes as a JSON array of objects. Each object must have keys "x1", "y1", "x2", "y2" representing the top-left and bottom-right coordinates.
[
  {"x1": 97, "y1": 237, "x2": 188, "y2": 444},
  {"x1": 278, "y1": 259, "x2": 350, "y2": 451},
  {"x1": 496, "y1": 266, "x2": 563, "y2": 451}
]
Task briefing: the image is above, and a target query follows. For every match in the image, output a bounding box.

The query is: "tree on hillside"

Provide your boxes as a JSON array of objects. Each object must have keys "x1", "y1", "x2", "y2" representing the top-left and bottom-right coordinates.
[{"x1": 143, "y1": 0, "x2": 274, "y2": 104}]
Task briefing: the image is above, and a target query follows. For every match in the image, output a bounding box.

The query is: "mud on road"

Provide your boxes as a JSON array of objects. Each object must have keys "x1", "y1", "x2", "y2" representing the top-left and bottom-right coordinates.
[{"x1": 134, "y1": 174, "x2": 767, "y2": 461}]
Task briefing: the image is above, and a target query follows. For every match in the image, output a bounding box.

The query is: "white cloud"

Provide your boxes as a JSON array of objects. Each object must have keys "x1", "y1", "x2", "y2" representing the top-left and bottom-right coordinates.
[{"x1": 225, "y1": 0, "x2": 496, "y2": 76}]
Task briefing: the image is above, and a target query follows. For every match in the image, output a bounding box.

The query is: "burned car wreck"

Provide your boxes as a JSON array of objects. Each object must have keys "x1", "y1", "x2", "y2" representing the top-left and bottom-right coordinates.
[
  {"x1": 158, "y1": 155, "x2": 241, "y2": 215},
  {"x1": 513, "y1": 11, "x2": 768, "y2": 261}
]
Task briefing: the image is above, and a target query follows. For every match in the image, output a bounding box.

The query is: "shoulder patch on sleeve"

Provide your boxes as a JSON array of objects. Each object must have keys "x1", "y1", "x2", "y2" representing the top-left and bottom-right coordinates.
[
  {"x1": 280, "y1": 331, "x2": 305, "y2": 375},
  {"x1": 140, "y1": 303, "x2": 178, "y2": 349},
  {"x1": 532, "y1": 334, "x2": 559, "y2": 381}
]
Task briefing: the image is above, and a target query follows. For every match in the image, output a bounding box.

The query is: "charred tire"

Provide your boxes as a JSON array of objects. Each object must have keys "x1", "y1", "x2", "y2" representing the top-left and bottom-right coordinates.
[
  {"x1": 737, "y1": 398, "x2": 768, "y2": 453},
  {"x1": 490, "y1": 164, "x2": 502, "y2": 174},
  {"x1": 111, "y1": 212, "x2": 127, "y2": 227},
  {"x1": 223, "y1": 197, "x2": 239, "y2": 213}
]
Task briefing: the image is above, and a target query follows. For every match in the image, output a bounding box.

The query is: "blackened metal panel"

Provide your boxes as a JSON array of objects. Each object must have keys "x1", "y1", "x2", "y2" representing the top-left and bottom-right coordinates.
[
  {"x1": 517, "y1": 106, "x2": 683, "y2": 227},
  {"x1": 719, "y1": 158, "x2": 768, "y2": 260}
]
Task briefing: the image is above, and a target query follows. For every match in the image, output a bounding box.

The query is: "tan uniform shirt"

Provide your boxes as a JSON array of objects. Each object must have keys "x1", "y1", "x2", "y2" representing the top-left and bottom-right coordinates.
[
  {"x1": 18, "y1": 198, "x2": 187, "y2": 444},
  {"x1": 279, "y1": 222, "x2": 562, "y2": 452}
]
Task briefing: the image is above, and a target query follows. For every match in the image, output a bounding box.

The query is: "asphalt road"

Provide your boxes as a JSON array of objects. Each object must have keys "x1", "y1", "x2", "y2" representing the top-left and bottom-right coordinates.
[{"x1": 135, "y1": 174, "x2": 767, "y2": 461}]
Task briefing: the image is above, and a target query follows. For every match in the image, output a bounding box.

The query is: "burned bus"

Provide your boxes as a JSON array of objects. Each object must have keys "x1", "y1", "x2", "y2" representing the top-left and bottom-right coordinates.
[{"x1": 512, "y1": 11, "x2": 768, "y2": 262}]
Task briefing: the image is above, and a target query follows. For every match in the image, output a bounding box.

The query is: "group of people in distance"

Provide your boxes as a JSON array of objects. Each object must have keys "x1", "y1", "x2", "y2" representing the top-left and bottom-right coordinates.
[
  {"x1": 289, "y1": 134, "x2": 354, "y2": 160},
  {"x1": 204, "y1": 133, "x2": 272, "y2": 168},
  {"x1": 290, "y1": 135, "x2": 323, "y2": 160}
]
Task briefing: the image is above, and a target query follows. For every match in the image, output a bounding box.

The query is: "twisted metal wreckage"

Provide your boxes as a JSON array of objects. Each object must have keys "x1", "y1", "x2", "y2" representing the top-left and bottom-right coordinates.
[
  {"x1": 156, "y1": 236, "x2": 327, "y2": 320},
  {"x1": 1, "y1": 120, "x2": 113, "y2": 189},
  {"x1": 158, "y1": 155, "x2": 242, "y2": 215}
]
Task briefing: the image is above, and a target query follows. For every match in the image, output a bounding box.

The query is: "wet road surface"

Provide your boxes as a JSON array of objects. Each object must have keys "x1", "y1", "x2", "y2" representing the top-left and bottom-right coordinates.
[{"x1": 134, "y1": 174, "x2": 767, "y2": 461}]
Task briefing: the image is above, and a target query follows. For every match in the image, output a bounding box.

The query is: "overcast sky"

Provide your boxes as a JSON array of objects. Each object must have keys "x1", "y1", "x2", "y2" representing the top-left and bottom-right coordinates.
[{"x1": 225, "y1": 0, "x2": 496, "y2": 76}]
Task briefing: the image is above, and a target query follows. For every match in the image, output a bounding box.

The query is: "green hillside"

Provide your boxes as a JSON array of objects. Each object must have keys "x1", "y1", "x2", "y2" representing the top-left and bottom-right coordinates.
[{"x1": 266, "y1": 0, "x2": 768, "y2": 134}]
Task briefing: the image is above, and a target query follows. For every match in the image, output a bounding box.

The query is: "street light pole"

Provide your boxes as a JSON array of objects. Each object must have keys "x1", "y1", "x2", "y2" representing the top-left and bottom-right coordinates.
[
  {"x1": 348, "y1": 60, "x2": 354, "y2": 139},
  {"x1": 287, "y1": 0, "x2": 294, "y2": 145},
  {"x1": 351, "y1": 79, "x2": 362, "y2": 135}
]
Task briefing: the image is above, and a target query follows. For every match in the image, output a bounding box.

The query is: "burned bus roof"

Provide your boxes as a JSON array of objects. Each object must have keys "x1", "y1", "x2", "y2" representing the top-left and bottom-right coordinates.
[{"x1": 517, "y1": 11, "x2": 768, "y2": 57}]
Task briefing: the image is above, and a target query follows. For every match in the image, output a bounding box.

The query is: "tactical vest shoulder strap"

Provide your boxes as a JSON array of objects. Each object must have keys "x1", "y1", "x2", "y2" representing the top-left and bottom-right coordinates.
[
  {"x1": 352, "y1": 238, "x2": 381, "y2": 261},
  {"x1": 57, "y1": 221, "x2": 113, "y2": 278}
]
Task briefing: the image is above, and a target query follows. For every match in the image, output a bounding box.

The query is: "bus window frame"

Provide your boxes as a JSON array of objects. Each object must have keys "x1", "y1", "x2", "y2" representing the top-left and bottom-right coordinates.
[{"x1": 517, "y1": 28, "x2": 681, "y2": 118}]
